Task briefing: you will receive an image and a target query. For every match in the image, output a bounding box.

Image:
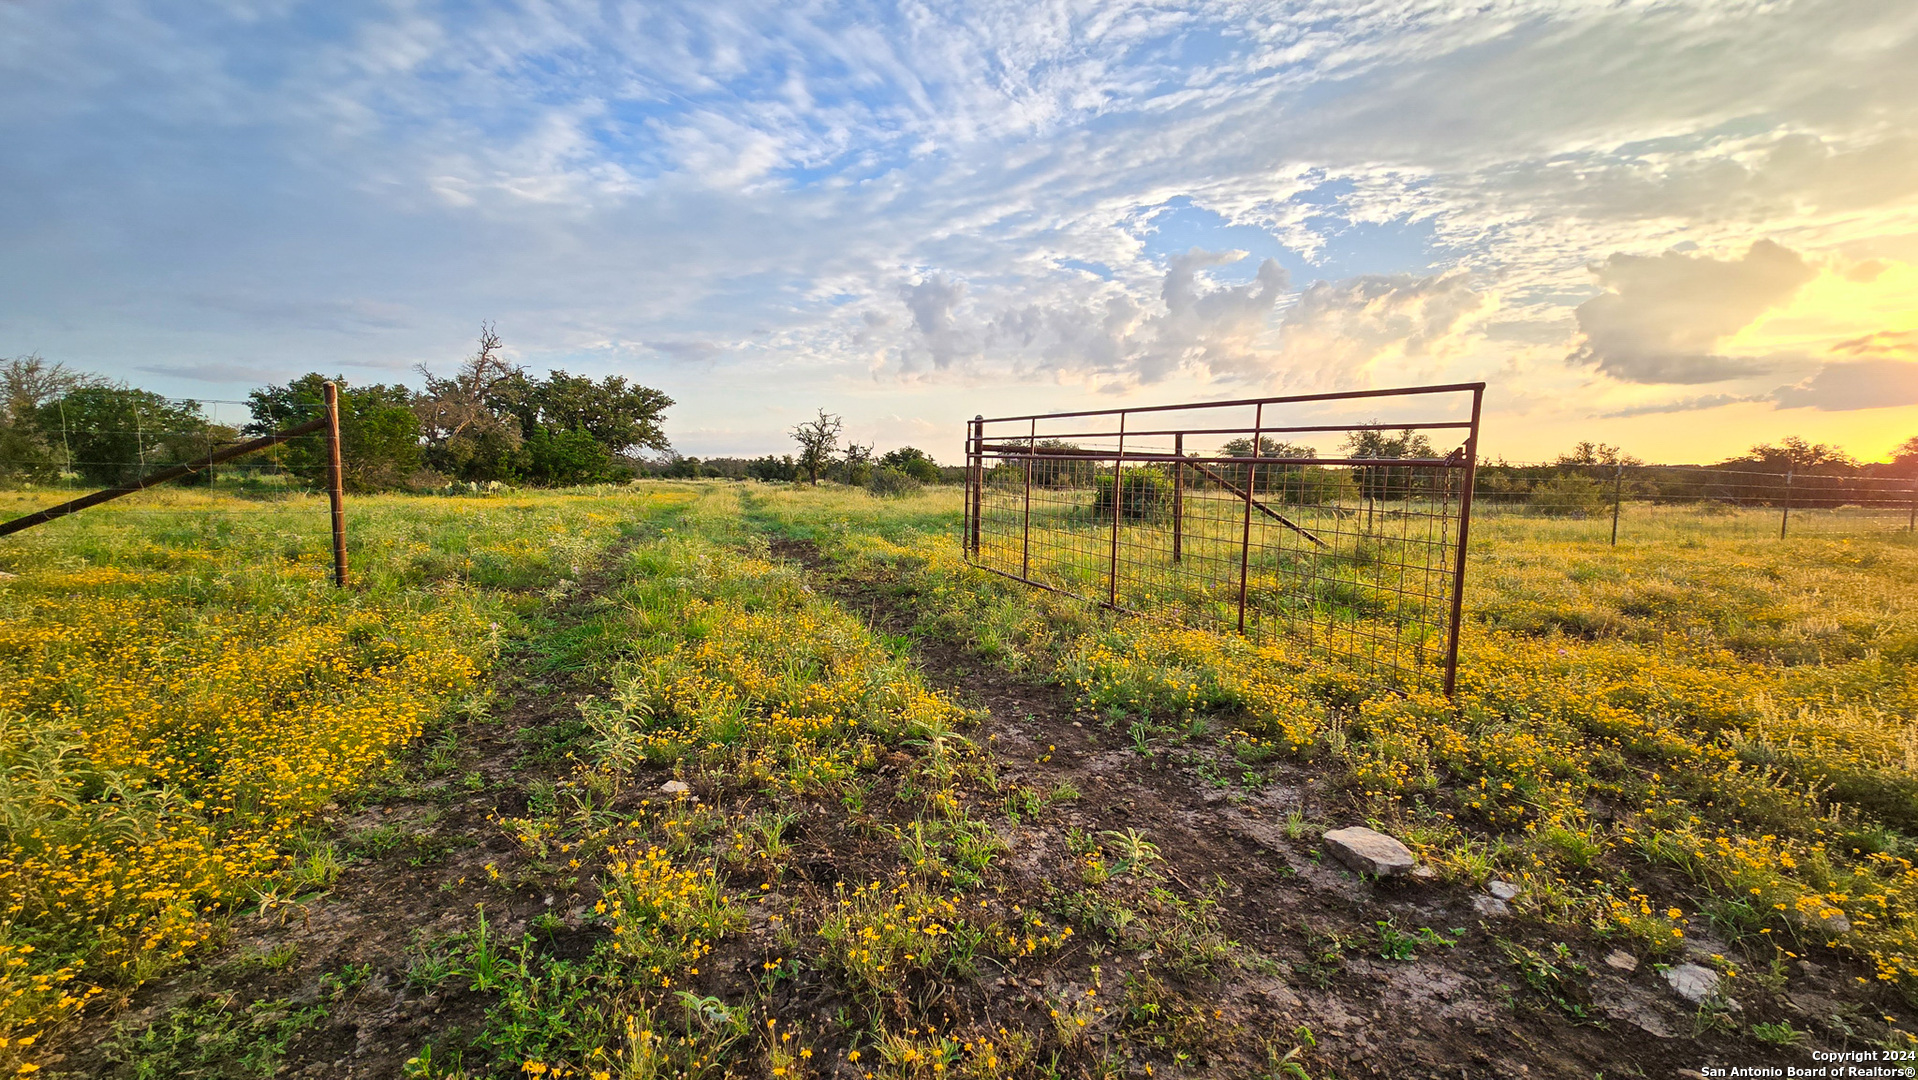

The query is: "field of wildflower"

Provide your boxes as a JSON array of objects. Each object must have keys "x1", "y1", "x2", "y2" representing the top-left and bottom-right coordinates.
[
  {"x1": 4, "y1": 480, "x2": 1916, "y2": 1077},
  {"x1": 0, "y1": 485, "x2": 691, "y2": 1075}
]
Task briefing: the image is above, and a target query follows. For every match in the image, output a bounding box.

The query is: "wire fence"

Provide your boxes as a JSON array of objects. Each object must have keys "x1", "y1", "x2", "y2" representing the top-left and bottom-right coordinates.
[
  {"x1": 965, "y1": 384, "x2": 1484, "y2": 694},
  {"x1": 0, "y1": 391, "x2": 349, "y2": 584},
  {"x1": 1473, "y1": 462, "x2": 1918, "y2": 541}
]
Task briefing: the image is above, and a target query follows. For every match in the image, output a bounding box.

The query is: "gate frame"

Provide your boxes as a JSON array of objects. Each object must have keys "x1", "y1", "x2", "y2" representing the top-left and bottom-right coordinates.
[{"x1": 963, "y1": 382, "x2": 1484, "y2": 695}]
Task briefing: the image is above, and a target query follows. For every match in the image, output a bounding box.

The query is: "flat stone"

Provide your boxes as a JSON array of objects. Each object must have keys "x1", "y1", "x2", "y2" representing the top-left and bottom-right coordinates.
[
  {"x1": 1665, "y1": 963, "x2": 1720, "y2": 1004},
  {"x1": 1786, "y1": 906, "x2": 1852, "y2": 934},
  {"x1": 1322, "y1": 826, "x2": 1417, "y2": 877},
  {"x1": 1604, "y1": 950, "x2": 1639, "y2": 973},
  {"x1": 1487, "y1": 880, "x2": 1520, "y2": 902},
  {"x1": 1472, "y1": 895, "x2": 1510, "y2": 917},
  {"x1": 659, "y1": 780, "x2": 692, "y2": 796},
  {"x1": 1410, "y1": 865, "x2": 1439, "y2": 882}
]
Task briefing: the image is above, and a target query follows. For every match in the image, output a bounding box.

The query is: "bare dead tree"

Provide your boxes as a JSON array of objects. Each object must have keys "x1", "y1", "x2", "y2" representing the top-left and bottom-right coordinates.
[{"x1": 790, "y1": 409, "x2": 842, "y2": 486}]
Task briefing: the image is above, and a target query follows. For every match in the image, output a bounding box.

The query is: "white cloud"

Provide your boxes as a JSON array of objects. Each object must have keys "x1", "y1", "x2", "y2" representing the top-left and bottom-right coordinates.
[
  {"x1": 1567, "y1": 240, "x2": 1816, "y2": 384},
  {"x1": 3, "y1": 0, "x2": 1917, "y2": 460}
]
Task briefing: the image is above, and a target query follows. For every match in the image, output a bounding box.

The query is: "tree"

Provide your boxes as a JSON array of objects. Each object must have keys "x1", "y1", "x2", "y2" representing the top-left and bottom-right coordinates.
[
  {"x1": 417, "y1": 323, "x2": 527, "y2": 482},
  {"x1": 1720, "y1": 436, "x2": 1857, "y2": 473},
  {"x1": 790, "y1": 409, "x2": 841, "y2": 486},
  {"x1": 1, "y1": 354, "x2": 101, "y2": 484},
  {"x1": 40, "y1": 386, "x2": 221, "y2": 486},
  {"x1": 879, "y1": 446, "x2": 941, "y2": 484},
  {"x1": 248, "y1": 374, "x2": 422, "y2": 491},
  {"x1": 840, "y1": 441, "x2": 874, "y2": 486},
  {"x1": 1344, "y1": 426, "x2": 1437, "y2": 503},
  {"x1": 1219, "y1": 436, "x2": 1315, "y2": 495},
  {"x1": 1891, "y1": 436, "x2": 1918, "y2": 477},
  {"x1": 746, "y1": 454, "x2": 798, "y2": 482},
  {"x1": 1555, "y1": 441, "x2": 1642, "y2": 467},
  {"x1": 416, "y1": 326, "x2": 676, "y2": 484},
  {"x1": 520, "y1": 371, "x2": 673, "y2": 459}
]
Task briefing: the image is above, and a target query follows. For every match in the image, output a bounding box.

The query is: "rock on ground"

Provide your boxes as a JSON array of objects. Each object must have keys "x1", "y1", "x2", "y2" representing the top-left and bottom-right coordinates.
[
  {"x1": 1322, "y1": 826, "x2": 1417, "y2": 877},
  {"x1": 1665, "y1": 963, "x2": 1720, "y2": 1004}
]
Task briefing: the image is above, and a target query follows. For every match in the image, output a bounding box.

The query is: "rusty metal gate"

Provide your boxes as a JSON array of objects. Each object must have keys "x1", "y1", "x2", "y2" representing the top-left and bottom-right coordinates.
[{"x1": 963, "y1": 383, "x2": 1484, "y2": 694}]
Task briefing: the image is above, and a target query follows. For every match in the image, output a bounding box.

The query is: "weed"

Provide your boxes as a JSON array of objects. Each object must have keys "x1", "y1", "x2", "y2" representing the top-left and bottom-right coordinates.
[
  {"x1": 1751, "y1": 1020, "x2": 1807, "y2": 1047},
  {"x1": 1498, "y1": 939, "x2": 1593, "y2": 1021}
]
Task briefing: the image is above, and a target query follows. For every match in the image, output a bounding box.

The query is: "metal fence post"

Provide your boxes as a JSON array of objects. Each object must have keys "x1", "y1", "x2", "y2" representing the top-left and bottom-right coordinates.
[
  {"x1": 967, "y1": 416, "x2": 983, "y2": 556},
  {"x1": 1021, "y1": 419, "x2": 1033, "y2": 579},
  {"x1": 1780, "y1": 468, "x2": 1792, "y2": 540},
  {"x1": 323, "y1": 382, "x2": 349, "y2": 588},
  {"x1": 1610, "y1": 464, "x2": 1623, "y2": 546},
  {"x1": 1909, "y1": 483, "x2": 1916, "y2": 533},
  {"x1": 1443, "y1": 386, "x2": 1483, "y2": 698},
  {"x1": 1236, "y1": 404, "x2": 1262, "y2": 634},
  {"x1": 1172, "y1": 431, "x2": 1183, "y2": 563},
  {"x1": 1108, "y1": 412, "x2": 1125, "y2": 608}
]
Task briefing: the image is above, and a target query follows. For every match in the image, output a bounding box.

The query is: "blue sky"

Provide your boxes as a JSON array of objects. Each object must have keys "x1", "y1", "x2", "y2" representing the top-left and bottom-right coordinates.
[{"x1": 3, "y1": 0, "x2": 1916, "y2": 462}]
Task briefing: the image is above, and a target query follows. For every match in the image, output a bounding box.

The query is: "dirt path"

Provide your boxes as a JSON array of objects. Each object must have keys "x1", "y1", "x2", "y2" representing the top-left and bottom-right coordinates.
[
  {"x1": 59, "y1": 544, "x2": 639, "y2": 1079},
  {"x1": 788, "y1": 537, "x2": 1742, "y2": 1079}
]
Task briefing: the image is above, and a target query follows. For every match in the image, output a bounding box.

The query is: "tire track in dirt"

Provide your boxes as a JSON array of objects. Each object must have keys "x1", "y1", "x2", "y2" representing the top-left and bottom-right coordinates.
[
  {"x1": 60, "y1": 537, "x2": 647, "y2": 1079},
  {"x1": 779, "y1": 536, "x2": 1735, "y2": 1079}
]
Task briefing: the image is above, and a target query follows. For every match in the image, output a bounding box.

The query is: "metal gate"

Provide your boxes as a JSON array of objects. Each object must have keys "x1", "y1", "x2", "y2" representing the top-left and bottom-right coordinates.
[{"x1": 963, "y1": 383, "x2": 1484, "y2": 694}]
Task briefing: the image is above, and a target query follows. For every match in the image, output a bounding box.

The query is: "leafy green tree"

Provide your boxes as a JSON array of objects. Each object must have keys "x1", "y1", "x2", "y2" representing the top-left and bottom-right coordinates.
[
  {"x1": 746, "y1": 454, "x2": 798, "y2": 482},
  {"x1": 839, "y1": 441, "x2": 874, "y2": 486},
  {"x1": 40, "y1": 386, "x2": 220, "y2": 486},
  {"x1": 878, "y1": 446, "x2": 942, "y2": 484},
  {"x1": 416, "y1": 326, "x2": 675, "y2": 484},
  {"x1": 1344, "y1": 427, "x2": 1437, "y2": 503},
  {"x1": 1219, "y1": 436, "x2": 1315, "y2": 495},
  {"x1": 1720, "y1": 436, "x2": 1858, "y2": 474},
  {"x1": 523, "y1": 425, "x2": 616, "y2": 486},
  {"x1": 1555, "y1": 441, "x2": 1641, "y2": 467},
  {"x1": 503, "y1": 370, "x2": 674, "y2": 459},
  {"x1": 247, "y1": 374, "x2": 421, "y2": 491}
]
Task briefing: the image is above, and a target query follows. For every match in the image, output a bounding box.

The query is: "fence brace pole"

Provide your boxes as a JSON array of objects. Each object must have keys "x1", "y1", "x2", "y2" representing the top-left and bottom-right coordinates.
[
  {"x1": 1172, "y1": 431, "x2": 1183, "y2": 563},
  {"x1": 1442, "y1": 386, "x2": 1483, "y2": 698},
  {"x1": 1107, "y1": 412, "x2": 1125, "y2": 609},
  {"x1": 1780, "y1": 468, "x2": 1792, "y2": 541},
  {"x1": 0, "y1": 414, "x2": 332, "y2": 538},
  {"x1": 1610, "y1": 464, "x2": 1623, "y2": 547},
  {"x1": 323, "y1": 382, "x2": 349, "y2": 588},
  {"x1": 1236, "y1": 404, "x2": 1262, "y2": 635}
]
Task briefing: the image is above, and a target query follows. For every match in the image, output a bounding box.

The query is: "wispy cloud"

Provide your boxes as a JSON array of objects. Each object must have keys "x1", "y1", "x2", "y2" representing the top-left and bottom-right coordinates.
[{"x1": 2, "y1": 0, "x2": 1916, "y2": 459}]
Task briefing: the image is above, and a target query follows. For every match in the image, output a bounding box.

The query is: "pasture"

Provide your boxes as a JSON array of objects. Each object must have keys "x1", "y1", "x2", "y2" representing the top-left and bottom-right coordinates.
[{"x1": 1, "y1": 482, "x2": 1915, "y2": 1078}]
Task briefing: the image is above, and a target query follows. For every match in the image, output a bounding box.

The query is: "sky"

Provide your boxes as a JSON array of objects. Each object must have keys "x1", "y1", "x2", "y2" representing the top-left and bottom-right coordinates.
[{"x1": 2, "y1": 0, "x2": 1916, "y2": 465}]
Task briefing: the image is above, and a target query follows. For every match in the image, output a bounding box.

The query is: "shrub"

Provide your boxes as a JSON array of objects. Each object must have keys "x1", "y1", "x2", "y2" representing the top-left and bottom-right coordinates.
[
  {"x1": 1091, "y1": 467, "x2": 1171, "y2": 522},
  {"x1": 1528, "y1": 475, "x2": 1609, "y2": 518},
  {"x1": 867, "y1": 467, "x2": 923, "y2": 498}
]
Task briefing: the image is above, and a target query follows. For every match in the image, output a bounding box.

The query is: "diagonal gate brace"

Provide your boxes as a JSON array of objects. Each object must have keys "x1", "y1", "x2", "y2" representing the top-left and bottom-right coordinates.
[{"x1": 1184, "y1": 459, "x2": 1329, "y2": 548}]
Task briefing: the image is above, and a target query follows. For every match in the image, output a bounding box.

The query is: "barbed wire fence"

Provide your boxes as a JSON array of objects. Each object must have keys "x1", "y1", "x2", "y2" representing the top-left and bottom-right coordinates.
[{"x1": 0, "y1": 385, "x2": 349, "y2": 585}]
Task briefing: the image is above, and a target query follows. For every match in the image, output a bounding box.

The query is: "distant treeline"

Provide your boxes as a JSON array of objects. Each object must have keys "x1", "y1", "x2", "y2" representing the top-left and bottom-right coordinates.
[
  {"x1": 0, "y1": 328, "x2": 957, "y2": 494},
  {"x1": 989, "y1": 434, "x2": 1918, "y2": 517}
]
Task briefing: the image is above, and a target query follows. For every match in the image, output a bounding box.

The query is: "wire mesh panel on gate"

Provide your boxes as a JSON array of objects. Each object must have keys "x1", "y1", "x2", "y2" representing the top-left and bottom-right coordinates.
[{"x1": 962, "y1": 384, "x2": 1484, "y2": 694}]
